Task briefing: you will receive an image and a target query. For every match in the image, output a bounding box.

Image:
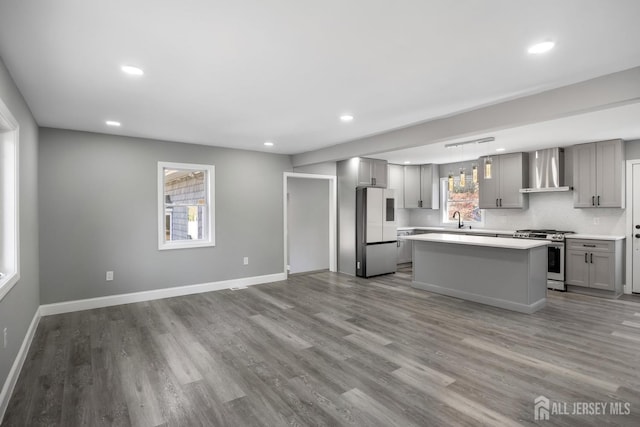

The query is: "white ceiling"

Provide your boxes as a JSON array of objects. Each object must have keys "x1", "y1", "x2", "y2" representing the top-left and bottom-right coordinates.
[
  {"x1": 375, "y1": 102, "x2": 640, "y2": 165},
  {"x1": 0, "y1": 0, "x2": 639, "y2": 157}
]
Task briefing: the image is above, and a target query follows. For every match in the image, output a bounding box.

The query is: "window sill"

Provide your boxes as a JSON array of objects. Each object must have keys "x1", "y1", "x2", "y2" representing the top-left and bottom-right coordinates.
[
  {"x1": 158, "y1": 240, "x2": 216, "y2": 251},
  {"x1": 0, "y1": 271, "x2": 19, "y2": 302}
]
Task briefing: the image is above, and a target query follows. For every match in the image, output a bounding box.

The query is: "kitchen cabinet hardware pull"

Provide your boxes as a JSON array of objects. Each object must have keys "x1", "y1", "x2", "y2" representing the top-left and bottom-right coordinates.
[
  {"x1": 590, "y1": 253, "x2": 593, "y2": 263},
  {"x1": 636, "y1": 234, "x2": 640, "y2": 238},
  {"x1": 582, "y1": 244, "x2": 596, "y2": 247},
  {"x1": 597, "y1": 195, "x2": 600, "y2": 206},
  {"x1": 500, "y1": 198, "x2": 502, "y2": 207},
  {"x1": 636, "y1": 225, "x2": 640, "y2": 229},
  {"x1": 584, "y1": 253, "x2": 588, "y2": 263},
  {"x1": 591, "y1": 196, "x2": 595, "y2": 206}
]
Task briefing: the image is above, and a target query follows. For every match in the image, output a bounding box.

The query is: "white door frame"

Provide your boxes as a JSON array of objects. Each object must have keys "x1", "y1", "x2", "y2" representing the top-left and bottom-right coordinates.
[
  {"x1": 283, "y1": 172, "x2": 337, "y2": 275},
  {"x1": 625, "y1": 159, "x2": 640, "y2": 294}
]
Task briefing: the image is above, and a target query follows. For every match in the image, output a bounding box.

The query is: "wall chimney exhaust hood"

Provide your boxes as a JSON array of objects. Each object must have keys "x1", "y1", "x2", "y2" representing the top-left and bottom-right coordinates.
[{"x1": 519, "y1": 147, "x2": 572, "y2": 193}]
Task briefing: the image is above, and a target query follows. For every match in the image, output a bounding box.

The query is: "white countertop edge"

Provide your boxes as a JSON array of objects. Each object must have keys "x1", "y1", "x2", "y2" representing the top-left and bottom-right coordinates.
[
  {"x1": 405, "y1": 233, "x2": 549, "y2": 249},
  {"x1": 565, "y1": 234, "x2": 626, "y2": 241},
  {"x1": 399, "y1": 227, "x2": 626, "y2": 241},
  {"x1": 397, "y1": 226, "x2": 515, "y2": 235}
]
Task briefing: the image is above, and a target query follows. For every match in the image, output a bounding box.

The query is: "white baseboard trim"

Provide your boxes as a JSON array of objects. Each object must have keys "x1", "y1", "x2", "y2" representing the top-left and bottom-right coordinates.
[
  {"x1": 39, "y1": 272, "x2": 287, "y2": 316},
  {"x1": 0, "y1": 307, "x2": 41, "y2": 424}
]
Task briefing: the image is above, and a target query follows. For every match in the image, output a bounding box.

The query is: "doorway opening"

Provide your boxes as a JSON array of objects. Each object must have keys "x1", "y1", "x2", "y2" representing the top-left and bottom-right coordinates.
[{"x1": 283, "y1": 172, "x2": 337, "y2": 275}]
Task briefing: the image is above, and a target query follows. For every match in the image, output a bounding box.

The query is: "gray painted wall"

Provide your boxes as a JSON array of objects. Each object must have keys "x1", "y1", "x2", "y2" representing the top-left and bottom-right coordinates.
[
  {"x1": 39, "y1": 128, "x2": 292, "y2": 304},
  {"x1": 287, "y1": 178, "x2": 330, "y2": 273},
  {"x1": 0, "y1": 58, "x2": 39, "y2": 400}
]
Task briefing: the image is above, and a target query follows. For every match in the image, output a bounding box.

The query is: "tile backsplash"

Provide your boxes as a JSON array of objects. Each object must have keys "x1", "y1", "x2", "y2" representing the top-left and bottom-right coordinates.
[{"x1": 404, "y1": 191, "x2": 626, "y2": 235}]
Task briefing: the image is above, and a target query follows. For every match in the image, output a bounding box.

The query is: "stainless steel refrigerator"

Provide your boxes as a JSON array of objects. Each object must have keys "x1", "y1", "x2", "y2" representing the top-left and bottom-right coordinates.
[{"x1": 356, "y1": 187, "x2": 398, "y2": 277}]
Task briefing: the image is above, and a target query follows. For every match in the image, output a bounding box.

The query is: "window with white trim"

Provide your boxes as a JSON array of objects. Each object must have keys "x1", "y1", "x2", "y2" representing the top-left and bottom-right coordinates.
[
  {"x1": 0, "y1": 98, "x2": 19, "y2": 301},
  {"x1": 441, "y1": 176, "x2": 484, "y2": 226},
  {"x1": 158, "y1": 162, "x2": 215, "y2": 250}
]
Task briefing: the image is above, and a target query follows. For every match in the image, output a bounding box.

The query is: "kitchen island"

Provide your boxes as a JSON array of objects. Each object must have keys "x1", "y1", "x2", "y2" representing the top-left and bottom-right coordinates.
[{"x1": 405, "y1": 233, "x2": 549, "y2": 313}]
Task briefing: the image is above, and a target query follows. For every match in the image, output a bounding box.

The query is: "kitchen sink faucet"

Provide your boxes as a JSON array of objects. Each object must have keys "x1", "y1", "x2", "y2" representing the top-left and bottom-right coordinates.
[{"x1": 452, "y1": 211, "x2": 464, "y2": 229}]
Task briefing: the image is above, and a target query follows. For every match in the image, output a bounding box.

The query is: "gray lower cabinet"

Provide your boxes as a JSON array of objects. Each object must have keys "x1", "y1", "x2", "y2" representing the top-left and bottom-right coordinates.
[
  {"x1": 478, "y1": 152, "x2": 528, "y2": 209},
  {"x1": 565, "y1": 239, "x2": 622, "y2": 292},
  {"x1": 573, "y1": 139, "x2": 624, "y2": 208}
]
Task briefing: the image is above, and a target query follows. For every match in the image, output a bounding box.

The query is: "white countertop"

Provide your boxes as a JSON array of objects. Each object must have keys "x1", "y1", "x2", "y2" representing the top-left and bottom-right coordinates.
[
  {"x1": 397, "y1": 226, "x2": 515, "y2": 235},
  {"x1": 399, "y1": 227, "x2": 626, "y2": 241},
  {"x1": 405, "y1": 233, "x2": 550, "y2": 250},
  {"x1": 565, "y1": 234, "x2": 625, "y2": 241}
]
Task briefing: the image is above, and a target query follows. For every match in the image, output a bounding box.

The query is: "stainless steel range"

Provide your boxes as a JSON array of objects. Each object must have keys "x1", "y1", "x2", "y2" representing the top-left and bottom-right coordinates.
[{"x1": 513, "y1": 229, "x2": 575, "y2": 291}]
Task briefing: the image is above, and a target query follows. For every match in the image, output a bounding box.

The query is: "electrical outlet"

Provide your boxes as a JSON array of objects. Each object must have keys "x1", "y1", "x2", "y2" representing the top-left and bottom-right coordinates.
[
  {"x1": 243, "y1": 257, "x2": 249, "y2": 265},
  {"x1": 106, "y1": 271, "x2": 114, "y2": 281},
  {"x1": 3, "y1": 328, "x2": 7, "y2": 349}
]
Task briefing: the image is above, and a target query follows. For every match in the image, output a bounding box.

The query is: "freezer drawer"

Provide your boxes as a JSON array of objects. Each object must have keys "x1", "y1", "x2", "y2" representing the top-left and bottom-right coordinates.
[{"x1": 359, "y1": 242, "x2": 397, "y2": 277}]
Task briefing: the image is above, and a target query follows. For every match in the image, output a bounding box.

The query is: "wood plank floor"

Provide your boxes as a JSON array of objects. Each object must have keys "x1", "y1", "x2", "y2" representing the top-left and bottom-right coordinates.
[{"x1": 4, "y1": 269, "x2": 640, "y2": 426}]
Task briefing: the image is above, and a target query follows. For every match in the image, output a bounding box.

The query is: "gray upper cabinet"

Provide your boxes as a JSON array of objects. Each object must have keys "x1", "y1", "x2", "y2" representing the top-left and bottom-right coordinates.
[
  {"x1": 573, "y1": 139, "x2": 624, "y2": 208},
  {"x1": 402, "y1": 164, "x2": 439, "y2": 209},
  {"x1": 357, "y1": 157, "x2": 388, "y2": 187},
  {"x1": 478, "y1": 157, "x2": 500, "y2": 208},
  {"x1": 387, "y1": 164, "x2": 404, "y2": 208},
  {"x1": 419, "y1": 164, "x2": 439, "y2": 209},
  {"x1": 479, "y1": 152, "x2": 528, "y2": 209},
  {"x1": 403, "y1": 165, "x2": 421, "y2": 208}
]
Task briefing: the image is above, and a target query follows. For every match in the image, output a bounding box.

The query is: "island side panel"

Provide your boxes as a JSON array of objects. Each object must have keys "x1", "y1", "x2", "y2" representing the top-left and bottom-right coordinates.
[
  {"x1": 411, "y1": 240, "x2": 547, "y2": 313},
  {"x1": 528, "y1": 246, "x2": 548, "y2": 304}
]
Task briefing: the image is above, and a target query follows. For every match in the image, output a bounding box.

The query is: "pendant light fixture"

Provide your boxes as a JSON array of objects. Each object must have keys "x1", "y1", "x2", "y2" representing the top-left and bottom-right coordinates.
[
  {"x1": 472, "y1": 163, "x2": 478, "y2": 184},
  {"x1": 484, "y1": 156, "x2": 493, "y2": 179},
  {"x1": 448, "y1": 170, "x2": 454, "y2": 192},
  {"x1": 459, "y1": 167, "x2": 466, "y2": 187}
]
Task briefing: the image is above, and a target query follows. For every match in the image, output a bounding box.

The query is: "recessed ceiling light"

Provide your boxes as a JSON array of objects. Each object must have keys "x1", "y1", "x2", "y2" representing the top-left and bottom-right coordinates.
[
  {"x1": 121, "y1": 65, "x2": 144, "y2": 76},
  {"x1": 106, "y1": 120, "x2": 121, "y2": 127},
  {"x1": 528, "y1": 41, "x2": 555, "y2": 55},
  {"x1": 264, "y1": 141, "x2": 274, "y2": 147},
  {"x1": 404, "y1": 161, "x2": 411, "y2": 164},
  {"x1": 496, "y1": 147, "x2": 506, "y2": 152},
  {"x1": 340, "y1": 115, "x2": 354, "y2": 122}
]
